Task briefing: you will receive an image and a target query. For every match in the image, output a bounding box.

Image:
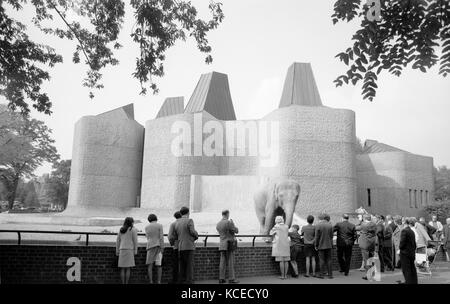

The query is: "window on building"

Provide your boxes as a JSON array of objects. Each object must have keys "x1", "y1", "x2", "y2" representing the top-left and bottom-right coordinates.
[
  {"x1": 420, "y1": 190, "x2": 423, "y2": 206},
  {"x1": 425, "y1": 190, "x2": 428, "y2": 205},
  {"x1": 409, "y1": 189, "x2": 412, "y2": 208},
  {"x1": 414, "y1": 190, "x2": 418, "y2": 208},
  {"x1": 367, "y1": 188, "x2": 371, "y2": 207}
]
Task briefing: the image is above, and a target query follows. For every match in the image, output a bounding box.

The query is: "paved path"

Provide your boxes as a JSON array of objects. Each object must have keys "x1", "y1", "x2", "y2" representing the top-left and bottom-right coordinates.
[{"x1": 197, "y1": 262, "x2": 450, "y2": 284}]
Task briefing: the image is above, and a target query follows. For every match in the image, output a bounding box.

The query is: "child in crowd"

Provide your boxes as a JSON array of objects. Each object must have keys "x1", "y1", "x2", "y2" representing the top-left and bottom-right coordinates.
[
  {"x1": 288, "y1": 224, "x2": 303, "y2": 278},
  {"x1": 301, "y1": 215, "x2": 317, "y2": 277}
]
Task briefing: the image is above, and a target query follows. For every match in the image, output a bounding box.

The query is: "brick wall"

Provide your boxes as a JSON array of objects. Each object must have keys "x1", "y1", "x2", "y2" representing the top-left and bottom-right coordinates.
[{"x1": 1, "y1": 244, "x2": 366, "y2": 284}]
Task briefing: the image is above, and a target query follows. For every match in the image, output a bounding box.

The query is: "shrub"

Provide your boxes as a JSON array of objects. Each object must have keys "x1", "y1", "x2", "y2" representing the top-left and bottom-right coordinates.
[{"x1": 420, "y1": 200, "x2": 450, "y2": 223}]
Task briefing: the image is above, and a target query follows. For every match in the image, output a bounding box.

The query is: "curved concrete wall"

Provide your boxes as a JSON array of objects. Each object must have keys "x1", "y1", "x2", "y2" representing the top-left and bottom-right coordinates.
[
  {"x1": 260, "y1": 105, "x2": 357, "y2": 219},
  {"x1": 67, "y1": 114, "x2": 144, "y2": 209},
  {"x1": 141, "y1": 112, "x2": 220, "y2": 210}
]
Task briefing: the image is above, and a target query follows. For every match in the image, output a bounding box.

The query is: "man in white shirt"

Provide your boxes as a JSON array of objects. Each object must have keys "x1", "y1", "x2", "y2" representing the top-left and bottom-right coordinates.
[
  {"x1": 412, "y1": 218, "x2": 430, "y2": 254},
  {"x1": 429, "y1": 215, "x2": 444, "y2": 241}
]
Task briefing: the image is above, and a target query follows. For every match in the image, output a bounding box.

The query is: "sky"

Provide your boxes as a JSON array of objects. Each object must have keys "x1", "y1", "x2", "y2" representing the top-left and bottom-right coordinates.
[{"x1": 2, "y1": 0, "x2": 450, "y2": 175}]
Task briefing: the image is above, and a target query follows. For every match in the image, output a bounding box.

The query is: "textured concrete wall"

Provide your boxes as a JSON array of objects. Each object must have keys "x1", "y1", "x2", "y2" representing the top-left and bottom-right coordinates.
[
  {"x1": 141, "y1": 111, "x2": 265, "y2": 211},
  {"x1": 141, "y1": 112, "x2": 223, "y2": 210},
  {"x1": 141, "y1": 105, "x2": 356, "y2": 220},
  {"x1": 67, "y1": 111, "x2": 144, "y2": 209},
  {"x1": 356, "y1": 152, "x2": 434, "y2": 216},
  {"x1": 259, "y1": 105, "x2": 357, "y2": 220}
]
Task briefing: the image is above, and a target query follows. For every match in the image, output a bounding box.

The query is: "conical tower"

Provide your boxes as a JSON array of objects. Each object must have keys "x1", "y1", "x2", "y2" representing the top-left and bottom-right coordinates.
[
  {"x1": 185, "y1": 71, "x2": 236, "y2": 120},
  {"x1": 279, "y1": 62, "x2": 322, "y2": 108},
  {"x1": 155, "y1": 97, "x2": 184, "y2": 118}
]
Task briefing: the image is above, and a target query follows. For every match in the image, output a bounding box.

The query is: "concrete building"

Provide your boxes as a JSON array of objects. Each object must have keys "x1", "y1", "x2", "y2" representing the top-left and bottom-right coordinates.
[
  {"x1": 356, "y1": 140, "x2": 434, "y2": 216},
  {"x1": 65, "y1": 62, "x2": 434, "y2": 225},
  {"x1": 66, "y1": 104, "x2": 144, "y2": 213}
]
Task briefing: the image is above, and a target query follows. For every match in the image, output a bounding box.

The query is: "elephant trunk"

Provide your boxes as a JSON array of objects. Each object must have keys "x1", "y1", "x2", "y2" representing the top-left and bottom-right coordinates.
[{"x1": 284, "y1": 203, "x2": 295, "y2": 228}]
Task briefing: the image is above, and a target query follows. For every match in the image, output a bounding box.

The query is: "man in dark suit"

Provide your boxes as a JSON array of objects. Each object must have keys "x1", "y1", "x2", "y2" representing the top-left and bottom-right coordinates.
[
  {"x1": 174, "y1": 206, "x2": 199, "y2": 284},
  {"x1": 399, "y1": 217, "x2": 418, "y2": 284},
  {"x1": 375, "y1": 215, "x2": 386, "y2": 272},
  {"x1": 334, "y1": 214, "x2": 357, "y2": 276},
  {"x1": 315, "y1": 213, "x2": 334, "y2": 279},
  {"x1": 383, "y1": 217, "x2": 394, "y2": 271},
  {"x1": 357, "y1": 214, "x2": 377, "y2": 280},
  {"x1": 386, "y1": 215, "x2": 398, "y2": 268},
  {"x1": 168, "y1": 211, "x2": 182, "y2": 284},
  {"x1": 216, "y1": 209, "x2": 239, "y2": 284}
]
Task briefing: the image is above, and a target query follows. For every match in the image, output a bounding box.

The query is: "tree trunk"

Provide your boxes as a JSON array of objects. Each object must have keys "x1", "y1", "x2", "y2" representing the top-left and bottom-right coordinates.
[
  {"x1": 7, "y1": 176, "x2": 19, "y2": 210},
  {"x1": 7, "y1": 193, "x2": 14, "y2": 210}
]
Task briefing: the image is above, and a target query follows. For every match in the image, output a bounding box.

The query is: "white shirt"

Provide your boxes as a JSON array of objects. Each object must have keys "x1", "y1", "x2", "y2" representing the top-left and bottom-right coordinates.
[
  {"x1": 429, "y1": 220, "x2": 443, "y2": 232},
  {"x1": 414, "y1": 223, "x2": 430, "y2": 248}
]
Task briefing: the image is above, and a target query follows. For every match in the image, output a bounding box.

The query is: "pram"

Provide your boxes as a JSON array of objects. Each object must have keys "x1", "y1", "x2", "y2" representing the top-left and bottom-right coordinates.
[{"x1": 415, "y1": 240, "x2": 442, "y2": 278}]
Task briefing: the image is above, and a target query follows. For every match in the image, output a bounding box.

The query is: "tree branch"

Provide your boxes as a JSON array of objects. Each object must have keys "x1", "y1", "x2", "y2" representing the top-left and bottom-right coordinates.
[{"x1": 49, "y1": 2, "x2": 93, "y2": 68}]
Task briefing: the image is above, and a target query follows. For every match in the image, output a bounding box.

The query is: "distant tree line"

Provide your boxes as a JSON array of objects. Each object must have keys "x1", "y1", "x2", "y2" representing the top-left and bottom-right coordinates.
[
  {"x1": 420, "y1": 166, "x2": 450, "y2": 222},
  {"x1": 434, "y1": 166, "x2": 450, "y2": 201}
]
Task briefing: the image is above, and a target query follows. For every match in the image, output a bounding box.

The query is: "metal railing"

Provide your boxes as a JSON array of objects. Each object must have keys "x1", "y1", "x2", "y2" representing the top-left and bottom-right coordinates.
[{"x1": 0, "y1": 229, "x2": 270, "y2": 247}]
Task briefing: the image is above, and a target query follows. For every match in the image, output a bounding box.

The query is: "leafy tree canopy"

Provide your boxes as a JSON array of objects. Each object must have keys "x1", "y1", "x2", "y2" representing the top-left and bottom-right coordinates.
[
  {"x1": 0, "y1": 0, "x2": 224, "y2": 115},
  {"x1": 0, "y1": 104, "x2": 59, "y2": 209},
  {"x1": 333, "y1": 0, "x2": 450, "y2": 101},
  {"x1": 46, "y1": 159, "x2": 71, "y2": 209},
  {"x1": 421, "y1": 199, "x2": 450, "y2": 223},
  {"x1": 435, "y1": 165, "x2": 450, "y2": 201}
]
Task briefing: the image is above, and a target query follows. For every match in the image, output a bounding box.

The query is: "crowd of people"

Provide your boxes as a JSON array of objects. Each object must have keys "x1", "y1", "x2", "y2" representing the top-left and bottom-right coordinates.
[
  {"x1": 270, "y1": 213, "x2": 348, "y2": 280},
  {"x1": 115, "y1": 207, "x2": 239, "y2": 284},
  {"x1": 114, "y1": 206, "x2": 450, "y2": 284},
  {"x1": 270, "y1": 212, "x2": 450, "y2": 284}
]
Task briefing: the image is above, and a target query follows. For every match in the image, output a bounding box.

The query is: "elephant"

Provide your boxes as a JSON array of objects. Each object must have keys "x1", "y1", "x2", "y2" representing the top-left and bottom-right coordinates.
[{"x1": 253, "y1": 179, "x2": 301, "y2": 236}]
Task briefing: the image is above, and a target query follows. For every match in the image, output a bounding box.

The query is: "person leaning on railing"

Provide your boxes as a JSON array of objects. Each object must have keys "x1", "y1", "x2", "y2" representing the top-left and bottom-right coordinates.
[
  {"x1": 174, "y1": 207, "x2": 198, "y2": 284},
  {"x1": 216, "y1": 209, "x2": 239, "y2": 284},
  {"x1": 168, "y1": 211, "x2": 182, "y2": 284},
  {"x1": 116, "y1": 217, "x2": 138, "y2": 284},
  {"x1": 301, "y1": 215, "x2": 317, "y2": 278},
  {"x1": 270, "y1": 216, "x2": 291, "y2": 280},
  {"x1": 145, "y1": 213, "x2": 164, "y2": 284}
]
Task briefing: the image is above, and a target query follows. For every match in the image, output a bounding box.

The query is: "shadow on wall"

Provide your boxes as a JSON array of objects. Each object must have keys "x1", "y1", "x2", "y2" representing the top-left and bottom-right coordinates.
[{"x1": 357, "y1": 157, "x2": 412, "y2": 217}]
